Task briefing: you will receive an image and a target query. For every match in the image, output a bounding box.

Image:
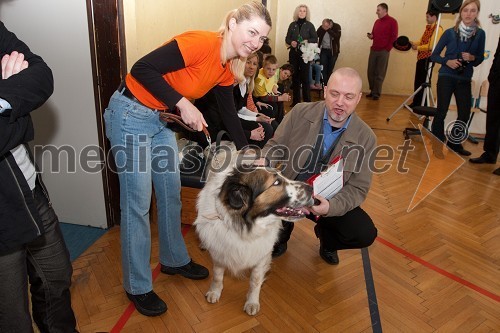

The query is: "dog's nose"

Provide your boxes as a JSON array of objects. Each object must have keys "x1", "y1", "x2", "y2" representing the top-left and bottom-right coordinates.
[
  {"x1": 302, "y1": 183, "x2": 313, "y2": 197},
  {"x1": 294, "y1": 183, "x2": 313, "y2": 201}
]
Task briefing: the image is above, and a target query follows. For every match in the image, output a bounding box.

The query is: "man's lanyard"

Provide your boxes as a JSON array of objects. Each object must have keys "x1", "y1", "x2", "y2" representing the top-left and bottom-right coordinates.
[{"x1": 320, "y1": 129, "x2": 345, "y2": 166}]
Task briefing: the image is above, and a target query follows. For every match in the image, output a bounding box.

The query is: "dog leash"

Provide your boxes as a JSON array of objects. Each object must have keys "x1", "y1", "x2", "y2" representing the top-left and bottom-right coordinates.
[
  {"x1": 159, "y1": 110, "x2": 222, "y2": 169},
  {"x1": 159, "y1": 110, "x2": 212, "y2": 144}
]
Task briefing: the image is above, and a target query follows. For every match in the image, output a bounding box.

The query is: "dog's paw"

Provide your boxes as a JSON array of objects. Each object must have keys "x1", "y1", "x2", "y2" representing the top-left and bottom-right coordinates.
[
  {"x1": 205, "y1": 290, "x2": 221, "y2": 303},
  {"x1": 243, "y1": 302, "x2": 260, "y2": 316}
]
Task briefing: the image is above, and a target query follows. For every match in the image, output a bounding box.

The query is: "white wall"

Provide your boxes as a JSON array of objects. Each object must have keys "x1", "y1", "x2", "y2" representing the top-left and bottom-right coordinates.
[
  {"x1": 271, "y1": 0, "x2": 498, "y2": 96},
  {"x1": 123, "y1": 0, "x2": 249, "y2": 69},
  {"x1": 1, "y1": 0, "x2": 107, "y2": 228}
]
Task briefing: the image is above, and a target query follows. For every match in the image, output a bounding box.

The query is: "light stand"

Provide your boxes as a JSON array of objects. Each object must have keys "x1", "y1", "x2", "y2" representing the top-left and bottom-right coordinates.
[{"x1": 386, "y1": 13, "x2": 442, "y2": 122}]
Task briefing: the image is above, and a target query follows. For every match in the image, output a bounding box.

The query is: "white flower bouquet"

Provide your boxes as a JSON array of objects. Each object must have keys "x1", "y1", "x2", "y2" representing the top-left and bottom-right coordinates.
[{"x1": 300, "y1": 42, "x2": 320, "y2": 63}]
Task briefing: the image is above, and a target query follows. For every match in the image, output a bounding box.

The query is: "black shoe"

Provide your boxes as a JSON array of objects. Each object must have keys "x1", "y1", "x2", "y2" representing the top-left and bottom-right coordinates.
[
  {"x1": 447, "y1": 142, "x2": 471, "y2": 156},
  {"x1": 469, "y1": 153, "x2": 496, "y2": 164},
  {"x1": 319, "y1": 247, "x2": 339, "y2": 265},
  {"x1": 493, "y1": 167, "x2": 500, "y2": 176},
  {"x1": 372, "y1": 95, "x2": 380, "y2": 101},
  {"x1": 366, "y1": 93, "x2": 373, "y2": 98},
  {"x1": 455, "y1": 147, "x2": 471, "y2": 156},
  {"x1": 126, "y1": 291, "x2": 167, "y2": 316},
  {"x1": 161, "y1": 260, "x2": 209, "y2": 280},
  {"x1": 272, "y1": 243, "x2": 287, "y2": 258}
]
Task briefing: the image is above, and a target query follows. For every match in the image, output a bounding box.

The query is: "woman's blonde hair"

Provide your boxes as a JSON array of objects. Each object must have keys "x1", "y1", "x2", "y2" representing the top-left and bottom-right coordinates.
[
  {"x1": 219, "y1": 1, "x2": 272, "y2": 84},
  {"x1": 245, "y1": 52, "x2": 259, "y2": 93},
  {"x1": 293, "y1": 4, "x2": 310, "y2": 21},
  {"x1": 454, "y1": 0, "x2": 481, "y2": 31}
]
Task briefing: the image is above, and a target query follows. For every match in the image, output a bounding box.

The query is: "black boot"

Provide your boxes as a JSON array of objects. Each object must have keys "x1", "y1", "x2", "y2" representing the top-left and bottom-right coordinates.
[{"x1": 314, "y1": 224, "x2": 340, "y2": 265}]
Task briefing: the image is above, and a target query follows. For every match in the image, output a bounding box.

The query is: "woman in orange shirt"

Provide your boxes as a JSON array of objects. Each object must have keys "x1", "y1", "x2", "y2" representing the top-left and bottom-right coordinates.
[{"x1": 103, "y1": 1, "x2": 271, "y2": 317}]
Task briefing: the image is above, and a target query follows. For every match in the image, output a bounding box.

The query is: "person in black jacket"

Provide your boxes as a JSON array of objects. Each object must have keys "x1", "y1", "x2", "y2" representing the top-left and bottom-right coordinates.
[
  {"x1": 0, "y1": 22, "x2": 77, "y2": 332},
  {"x1": 285, "y1": 4, "x2": 317, "y2": 106},
  {"x1": 469, "y1": 36, "x2": 500, "y2": 175},
  {"x1": 317, "y1": 18, "x2": 341, "y2": 84},
  {"x1": 194, "y1": 52, "x2": 274, "y2": 148}
]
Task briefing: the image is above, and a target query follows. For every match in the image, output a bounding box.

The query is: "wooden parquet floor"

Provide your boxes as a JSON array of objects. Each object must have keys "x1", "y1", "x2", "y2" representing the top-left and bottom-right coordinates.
[{"x1": 70, "y1": 95, "x2": 500, "y2": 332}]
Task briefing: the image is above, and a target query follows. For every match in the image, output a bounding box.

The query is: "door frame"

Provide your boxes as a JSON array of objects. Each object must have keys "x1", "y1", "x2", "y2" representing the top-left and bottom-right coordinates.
[{"x1": 85, "y1": 0, "x2": 127, "y2": 227}]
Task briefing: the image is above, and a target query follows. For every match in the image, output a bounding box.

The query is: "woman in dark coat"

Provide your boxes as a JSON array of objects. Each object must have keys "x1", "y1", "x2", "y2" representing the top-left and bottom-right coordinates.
[{"x1": 285, "y1": 4, "x2": 317, "y2": 106}]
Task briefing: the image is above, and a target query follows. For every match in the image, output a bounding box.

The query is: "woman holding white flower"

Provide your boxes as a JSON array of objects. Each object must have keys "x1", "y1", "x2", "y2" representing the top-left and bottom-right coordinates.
[{"x1": 285, "y1": 4, "x2": 317, "y2": 106}]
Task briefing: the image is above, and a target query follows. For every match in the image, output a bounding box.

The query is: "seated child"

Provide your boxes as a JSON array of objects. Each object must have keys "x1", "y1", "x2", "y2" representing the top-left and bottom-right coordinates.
[
  {"x1": 308, "y1": 53, "x2": 322, "y2": 89},
  {"x1": 253, "y1": 55, "x2": 291, "y2": 123}
]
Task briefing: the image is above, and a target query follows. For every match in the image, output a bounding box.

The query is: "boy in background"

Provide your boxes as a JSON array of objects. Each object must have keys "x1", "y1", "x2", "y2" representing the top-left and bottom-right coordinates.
[{"x1": 254, "y1": 55, "x2": 291, "y2": 123}]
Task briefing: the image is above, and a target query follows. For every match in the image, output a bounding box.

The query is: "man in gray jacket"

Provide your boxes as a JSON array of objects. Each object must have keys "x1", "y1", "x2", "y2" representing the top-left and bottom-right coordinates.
[{"x1": 261, "y1": 67, "x2": 378, "y2": 264}]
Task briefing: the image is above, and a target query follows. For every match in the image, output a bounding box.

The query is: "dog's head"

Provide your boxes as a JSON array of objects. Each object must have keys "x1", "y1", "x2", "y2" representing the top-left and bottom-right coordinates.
[{"x1": 219, "y1": 166, "x2": 314, "y2": 232}]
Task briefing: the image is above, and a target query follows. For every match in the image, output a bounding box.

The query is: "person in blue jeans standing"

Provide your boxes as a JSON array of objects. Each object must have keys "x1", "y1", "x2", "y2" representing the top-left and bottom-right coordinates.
[
  {"x1": 430, "y1": 0, "x2": 485, "y2": 156},
  {"x1": 0, "y1": 21, "x2": 77, "y2": 332},
  {"x1": 104, "y1": 2, "x2": 272, "y2": 317}
]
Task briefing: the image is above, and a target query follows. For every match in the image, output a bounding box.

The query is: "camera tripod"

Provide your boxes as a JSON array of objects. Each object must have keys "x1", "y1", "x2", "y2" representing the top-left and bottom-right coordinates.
[
  {"x1": 386, "y1": 61, "x2": 435, "y2": 122},
  {"x1": 386, "y1": 13, "x2": 442, "y2": 122}
]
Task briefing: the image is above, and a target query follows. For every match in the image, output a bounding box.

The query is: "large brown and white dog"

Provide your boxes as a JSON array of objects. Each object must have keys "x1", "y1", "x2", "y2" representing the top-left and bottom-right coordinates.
[{"x1": 194, "y1": 151, "x2": 313, "y2": 315}]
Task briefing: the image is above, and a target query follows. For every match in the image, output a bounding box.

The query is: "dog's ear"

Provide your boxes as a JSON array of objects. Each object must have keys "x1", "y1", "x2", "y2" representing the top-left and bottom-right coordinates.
[{"x1": 226, "y1": 183, "x2": 252, "y2": 210}]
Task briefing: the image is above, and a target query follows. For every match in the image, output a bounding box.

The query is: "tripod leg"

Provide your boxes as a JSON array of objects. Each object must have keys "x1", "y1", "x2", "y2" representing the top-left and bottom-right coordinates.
[{"x1": 386, "y1": 85, "x2": 423, "y2": 122}]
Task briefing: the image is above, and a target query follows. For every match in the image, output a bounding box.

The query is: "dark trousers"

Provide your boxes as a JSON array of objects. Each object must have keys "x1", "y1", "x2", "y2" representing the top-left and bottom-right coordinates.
[
  {"x1": 320, "y1": 48, "x2": 338, "y2": 84},
  {"x1": 0, "y1": 184, "x2": 76, "y2": 333},
  {"x1": 367, "y1": 50, "x2": 390, "y2": 97},
  {"x1": 256, "y1": 99, "x2": 282, "y2": 127},
  {"x1": 276, "y1": 207, "x2": 378, "y2": 251},
  {"x1": 289, "y1": 48, "x2": 311, "y2": 104},
  {"x1": 413, "y1": 58, "x2": 434, "y2": 106},
  {"x1": 241, "y1": 119, "x2": 274, "y2": 148},
  {"x1": 483, "y1": 81, "x2": 500, "y2": 160},
  {"x1": 431, "y1": 75, "x2": 472, "y2": 145}
]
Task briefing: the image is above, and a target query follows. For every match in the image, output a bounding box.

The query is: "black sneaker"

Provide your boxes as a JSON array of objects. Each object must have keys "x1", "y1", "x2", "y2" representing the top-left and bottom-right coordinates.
[
  {"x1": 126, "y1": 291, "x2": 167, "y2": 316},
  {"x1": 271, "y1": 243, "x2": 288, "y2": 258},
  {"x1": 161, "y1": 260, "x2": 209, "y2": 280}
]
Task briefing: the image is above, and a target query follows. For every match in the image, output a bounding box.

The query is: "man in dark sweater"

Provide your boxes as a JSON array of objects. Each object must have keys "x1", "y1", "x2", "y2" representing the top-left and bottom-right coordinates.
[
  {"x1": 317, "y1": 18, "x2": 341, "y2": 84},
  {"x1": 0, "y1": 21, "x2": 77, "y2": 332}
]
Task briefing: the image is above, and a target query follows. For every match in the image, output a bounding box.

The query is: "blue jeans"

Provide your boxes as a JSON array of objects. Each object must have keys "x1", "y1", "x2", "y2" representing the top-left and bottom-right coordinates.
[
  {"x1": 308, "y1": 62, "x2": 322, "y2": 85},
  {"x1": 320, "y1": 48, "x2": 338, "y2": 84},
  {"x1": 104, "y1": 91, "x2": 190, "y2": 295},
  {"x1": 431, "y1": 75, "x2": 471, "y2": 144},
  {"x1": 0, "y1": 183, "x2": 76, "y2": 333}
]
